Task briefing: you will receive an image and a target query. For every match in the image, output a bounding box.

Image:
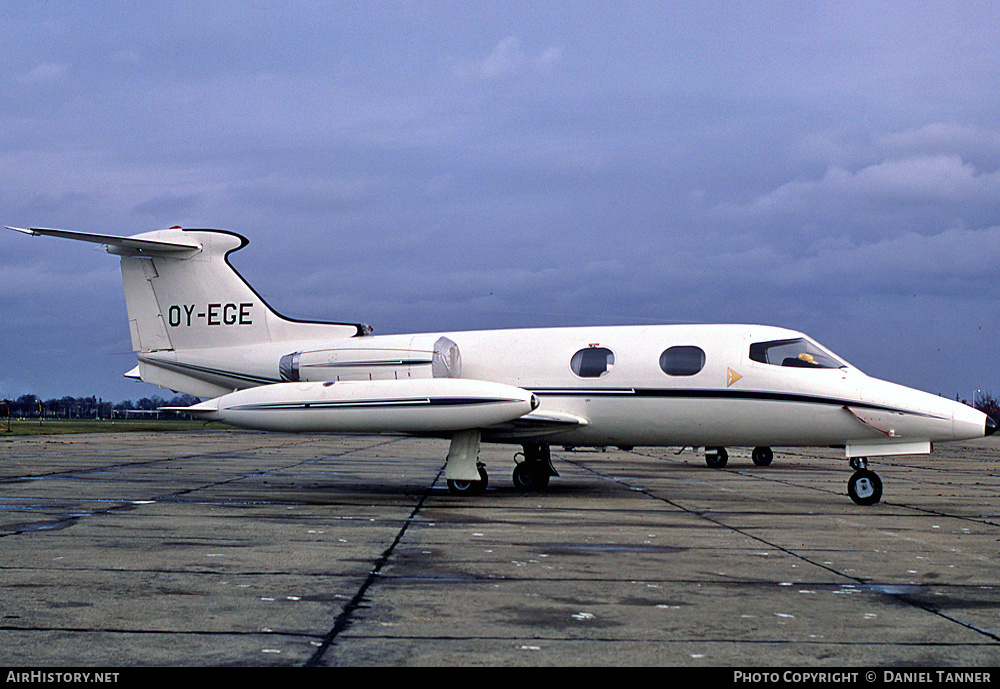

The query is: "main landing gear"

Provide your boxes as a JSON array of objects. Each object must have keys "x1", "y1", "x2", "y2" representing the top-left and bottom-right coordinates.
[
  {"x1": 847, "y1": 457, "x2": 882, "y2": 506},
  {"x1": 512, "y1": 442, "x2": 559, "y2": 491},
  {"x1": 445, "y1": 429, "x2": 489, "y2": 496},
  {"x1": 447, "y1": 464, "x2": 489, "y2": 496},
  {"x1": 444, "y1": 433, "x2": 558, "y2": 495},
  {"x1": 705, "y1": 447, "x2": 729, "y2": 468}
]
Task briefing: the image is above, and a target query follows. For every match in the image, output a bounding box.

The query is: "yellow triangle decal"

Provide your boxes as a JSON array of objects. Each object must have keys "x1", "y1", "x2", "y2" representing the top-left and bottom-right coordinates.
[{"x1": 727, "y1": 368, "x2": 742, "y2": 387}]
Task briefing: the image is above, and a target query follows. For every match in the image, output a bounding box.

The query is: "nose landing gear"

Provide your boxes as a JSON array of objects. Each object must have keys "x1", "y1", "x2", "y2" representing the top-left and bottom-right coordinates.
[{"x1": 847, "y1": 457, "x2": 882, "y2": 506}]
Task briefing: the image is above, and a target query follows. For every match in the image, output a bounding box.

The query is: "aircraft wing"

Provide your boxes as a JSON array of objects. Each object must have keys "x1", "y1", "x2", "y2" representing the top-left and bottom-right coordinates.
[{"x1": 483, "y1": 408, "x2": 589, "y2": 441}]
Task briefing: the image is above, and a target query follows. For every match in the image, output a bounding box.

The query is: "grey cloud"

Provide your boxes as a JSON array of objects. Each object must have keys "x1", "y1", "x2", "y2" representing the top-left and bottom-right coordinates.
[
  {"x1": 18, "y1": 62, "x2": 70, "y2": 85},
  {"x1": 2, "y1": 2, "x2": 998, "y2": 402},
  {"x1": 448, "y1": 36, "x2": 566, "y2": 81}
]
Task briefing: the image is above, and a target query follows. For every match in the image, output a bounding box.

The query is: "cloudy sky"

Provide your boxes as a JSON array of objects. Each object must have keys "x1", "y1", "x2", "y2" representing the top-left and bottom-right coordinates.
[{"x1": 2, "y1": 1, "x2": 998, "y2": 404}]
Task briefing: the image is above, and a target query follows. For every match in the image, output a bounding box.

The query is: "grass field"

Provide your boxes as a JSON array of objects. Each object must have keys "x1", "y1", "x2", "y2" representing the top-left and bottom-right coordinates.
[{"x1": 0, "y1": 419, "x2": 231, "y2": 436}]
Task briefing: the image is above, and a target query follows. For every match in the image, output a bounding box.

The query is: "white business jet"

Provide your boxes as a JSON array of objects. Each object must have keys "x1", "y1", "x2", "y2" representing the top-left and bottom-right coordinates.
[{"x1": 10, "y1": 226, "x2": 996, "y2": 505}]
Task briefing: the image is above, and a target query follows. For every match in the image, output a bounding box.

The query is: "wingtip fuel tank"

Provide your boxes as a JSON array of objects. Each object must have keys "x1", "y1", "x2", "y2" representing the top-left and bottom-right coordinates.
[{"x1": 181, "y1": 378, "x2": 538, "y2": 434}]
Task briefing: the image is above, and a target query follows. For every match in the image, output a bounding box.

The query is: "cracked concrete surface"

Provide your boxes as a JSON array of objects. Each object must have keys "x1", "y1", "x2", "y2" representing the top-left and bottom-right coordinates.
[{"x1": 1, "y1": 431, "x2": 998, "y2": 666}]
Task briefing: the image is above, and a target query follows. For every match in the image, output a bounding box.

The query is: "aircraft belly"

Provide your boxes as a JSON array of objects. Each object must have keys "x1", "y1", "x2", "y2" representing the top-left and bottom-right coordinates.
[{"x1": 528, "y1": 394, "x2": 871, "y2": 448}]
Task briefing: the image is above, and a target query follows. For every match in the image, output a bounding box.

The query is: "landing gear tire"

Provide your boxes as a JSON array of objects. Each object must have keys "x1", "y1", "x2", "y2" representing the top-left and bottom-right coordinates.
[
  {"x1": 848, "y1": 469, "x2": 882, "y2": 506},
  {"x1": 512, "y1": 443, "x2": 557, "y2": 491},
  {"x1": 705, "y1": 447, "x2": 729, "y2": 468},
  {"x1": 512, "y1": 461, "x2": 550, "y2": 491},
  {"x1": 447, "y1": 465, "x2": 488, "y2": 496},
  {"x1": 751, "y1": 446, "x2": 774, "y2": 467}
]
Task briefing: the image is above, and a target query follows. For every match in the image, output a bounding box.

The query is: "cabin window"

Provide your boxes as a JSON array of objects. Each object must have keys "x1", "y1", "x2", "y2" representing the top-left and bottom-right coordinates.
[
  {"x1": 749, "y1": 338, "x2": 843, "y2": 369},
  {"x1": 570, "y1": 347, "x2": 615, "y2": 378},
  {"x1": 659, "y1": 346, "x2": 706, "y2": 376}
]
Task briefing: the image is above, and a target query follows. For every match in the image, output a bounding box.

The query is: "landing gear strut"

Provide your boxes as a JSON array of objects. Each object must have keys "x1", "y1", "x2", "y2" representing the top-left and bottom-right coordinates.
[
  {"x1": 445, "y1": 429, "x2": 489, "y2": 496},
  {"x1": 512, "y1": 443, "x2": 558, "y2": 491},
  {"x1": 847, "y1": 457, "x2": 882, "y2": 506}
]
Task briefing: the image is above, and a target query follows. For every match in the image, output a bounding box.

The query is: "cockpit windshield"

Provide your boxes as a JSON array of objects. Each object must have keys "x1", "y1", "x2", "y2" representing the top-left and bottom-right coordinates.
[{"x1": 749, "y1": 337, "x2": 845, "y2": 369}]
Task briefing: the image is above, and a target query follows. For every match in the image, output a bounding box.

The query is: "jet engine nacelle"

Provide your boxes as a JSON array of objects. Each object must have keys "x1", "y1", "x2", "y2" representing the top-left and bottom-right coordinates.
[{"x1": 279, "y1": 335, "x2": 462, "y2": 383}]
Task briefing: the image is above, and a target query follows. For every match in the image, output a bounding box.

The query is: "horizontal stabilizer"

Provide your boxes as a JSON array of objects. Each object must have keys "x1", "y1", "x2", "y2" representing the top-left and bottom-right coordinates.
[{"x1": 7, "y1": 226, "x2": 202, "y2": 254}]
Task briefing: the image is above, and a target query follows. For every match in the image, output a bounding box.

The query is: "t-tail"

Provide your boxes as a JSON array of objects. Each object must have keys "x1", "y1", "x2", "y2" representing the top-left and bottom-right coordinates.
[{"x1": 8, "y1": 226, "x2": 369, "y2": 397}]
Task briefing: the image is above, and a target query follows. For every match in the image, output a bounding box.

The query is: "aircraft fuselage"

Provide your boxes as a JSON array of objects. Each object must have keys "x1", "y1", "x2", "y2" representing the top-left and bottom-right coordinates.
[{"x1": 149, "y1": 323, "x2": 989, "y2": 455}]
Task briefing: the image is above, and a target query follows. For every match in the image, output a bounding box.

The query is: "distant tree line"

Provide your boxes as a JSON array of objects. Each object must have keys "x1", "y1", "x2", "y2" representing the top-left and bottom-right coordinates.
[
  {"x1": 2, "y1": 393, "x2": 200, "y2": 420},
  {"x1": 977, "y1": 391, "x2": 1000, "y2": 422}
]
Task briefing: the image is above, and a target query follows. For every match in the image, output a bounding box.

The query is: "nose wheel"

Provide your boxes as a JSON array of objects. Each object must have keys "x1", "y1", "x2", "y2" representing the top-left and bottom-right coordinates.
[{"x1": 847, "y1": 457, "x2": 882, "y2": 506}]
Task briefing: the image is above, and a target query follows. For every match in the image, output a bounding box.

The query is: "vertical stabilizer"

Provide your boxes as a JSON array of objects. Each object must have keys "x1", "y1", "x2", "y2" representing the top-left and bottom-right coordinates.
[
  {"x1": 10, "y1": 225, "x2": 369, "y2": 398},
  {"x1": 112, "y1": 228, "x2": 366, "y2": 352},
  {"x1": 117, "y1": 230, "x2": 274, "y2": 351},
  {"x1": 11, "y1": 225, "x2": 368, "y2": 354}
]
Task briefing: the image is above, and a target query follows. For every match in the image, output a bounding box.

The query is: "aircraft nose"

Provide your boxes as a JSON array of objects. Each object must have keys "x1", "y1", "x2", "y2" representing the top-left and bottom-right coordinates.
[{"x1": 987, "y1": 415, "x2": 998, "y2": 437}]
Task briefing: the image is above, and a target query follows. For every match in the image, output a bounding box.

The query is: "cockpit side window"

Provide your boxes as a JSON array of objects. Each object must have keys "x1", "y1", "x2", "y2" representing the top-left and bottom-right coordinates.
[{"x1": 749, "y1": 338, "x2": 843, "y2": 369}]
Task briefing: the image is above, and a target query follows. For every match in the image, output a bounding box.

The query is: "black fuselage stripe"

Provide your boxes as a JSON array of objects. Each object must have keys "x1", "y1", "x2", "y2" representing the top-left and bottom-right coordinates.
[
  {"x1": 230, "y1": 398, "x2": 521, "y2": 412},
  {"x1": 529, "y1": 388, "x2": 944, "y2": 419}
]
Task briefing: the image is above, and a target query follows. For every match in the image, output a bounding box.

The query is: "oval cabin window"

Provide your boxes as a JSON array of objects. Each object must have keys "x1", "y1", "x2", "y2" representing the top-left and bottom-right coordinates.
[
  {"x1": 570, "y1": 347, "x2": 615, "y2": 378},
  {"x1": 659, "y1": 346, "x2": 706, "y2": 376}
]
